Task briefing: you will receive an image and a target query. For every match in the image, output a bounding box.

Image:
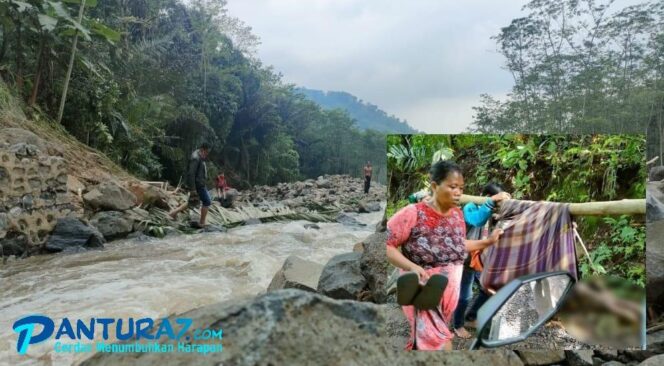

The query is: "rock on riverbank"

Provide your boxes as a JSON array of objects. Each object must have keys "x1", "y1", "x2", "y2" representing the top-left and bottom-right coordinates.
[{"x1": 237, "y1": 174, "x2": 385, "y2": 213}]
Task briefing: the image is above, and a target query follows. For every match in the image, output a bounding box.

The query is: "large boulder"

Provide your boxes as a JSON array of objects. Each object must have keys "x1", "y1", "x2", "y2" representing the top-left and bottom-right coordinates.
[
  {"x1": 645, "y1": 182, "x2": 664, "y2": 309},
  {"x1": 0, "y1": 233, "x2": 27, "y2": 256},
  {"x1": 83, "y1": 181, "x2": 137, "y2": 211},
  {"x1": 515, "y1": 351, "x2": 566, "y2": 365},
  {"x1": 45, "y1": 217, "x2": 105, "y2": 252},
  {"x1": 565, "y1": 350, "x2": 595, "y2": 366},
  {"x1": 81, "y1": 289, "x2": 524, "y2": 366},
  {"x1": 315, "y1": 177, "x2": 332, "y2": 189},
  {"x1": 376, "y1": 212, "x2": 387, "y2": 233},
  {"x1": 335, "y1": 212, "x2": 366, "y2": 227},
  {"x1": 359, "y1": 231, "x2": 390, "y2": 303},
  {"x1": 648, "y1": 181, "x2": 664, "y2": 221},
  {"x1": 358, "y1": 201, "x2": 382, "y2": 213},
  {"x1": 218, "y1": 188, "x2": 239, "y2": 208},
  {"x1": 267, "y1": 255, "x2": 324, "y2": 292},
  {"x1": 381, "y1": 303, "x2": 410, "y2": 350},
  {"x1": 650, "y1": 166, "x2": 664, "y2": 181},
  {"x1": 127, "y1": 182, "x2": 170, "y2": 210},
  {"x1": 647, "y1": 220, "x2": 664, "y2": 307},
  {"x1": 648, "y1": 330, "x2": 664, "y2": 354},
  {"x1": 90, "y1": 211, "x2": 135, "y2": 240},
  {"x1": 317, "y1": 252, "x2": 367, "y2": 300},
  {"x1": 640, "y1": 355, "x2": 664, "y2": 366},
  {"x1": 647, "y1": 193, "x2": 664, "y2": 222}
]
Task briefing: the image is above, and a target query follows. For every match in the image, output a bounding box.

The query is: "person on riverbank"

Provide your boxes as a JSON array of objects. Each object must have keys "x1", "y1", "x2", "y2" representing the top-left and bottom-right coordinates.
[
  {"x1": 216, "y1": 172, "x2": 229, "y2": 199},
  {"x1": 453, "y1": 183, "x2": 510, "y2": 339},
  {"x1": 386, "y1": 160, "x2": 503, "y2": 350},
  {"x1": 364, "y1": 161, "x2": 373, "y2": 194},
  {"x1": 169, "y1": 143, "x2": 212, "y2": 228}
]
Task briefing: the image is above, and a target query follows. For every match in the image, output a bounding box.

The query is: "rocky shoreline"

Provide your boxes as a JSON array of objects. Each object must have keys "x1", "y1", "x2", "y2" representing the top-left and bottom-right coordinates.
[
  {"x1": 4, "y1": 128, "x2": 663, "y2": 364},
  {"x1": 0, "y1": 128, "x2": 386, "y2": 259},
  {"x1": 81, "y1": 216, "x2": 664, "y2": 365}
]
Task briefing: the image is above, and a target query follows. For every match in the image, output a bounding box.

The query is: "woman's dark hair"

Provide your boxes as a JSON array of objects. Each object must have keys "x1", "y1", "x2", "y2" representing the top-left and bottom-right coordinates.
[
  {"x1": 429, "y1": 160, "x2": 462, "y2": 184},
  {"x1": 482, "y1": 182, "x2": 504, "y2": 196},
  {"x1": 200, "y1": 142, "x2": 211, "y2": 150}
]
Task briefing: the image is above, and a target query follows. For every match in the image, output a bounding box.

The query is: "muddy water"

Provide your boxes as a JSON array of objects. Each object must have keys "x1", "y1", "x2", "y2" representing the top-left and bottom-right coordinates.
[{"x1": 0, "y1": 210, "x2": 382, "y2": 365}]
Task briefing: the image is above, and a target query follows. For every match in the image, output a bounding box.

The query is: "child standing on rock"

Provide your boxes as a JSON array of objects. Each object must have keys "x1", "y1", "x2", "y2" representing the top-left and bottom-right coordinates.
[{"x1": 216, "y1": 172, "x2": 228, "y2": 200}]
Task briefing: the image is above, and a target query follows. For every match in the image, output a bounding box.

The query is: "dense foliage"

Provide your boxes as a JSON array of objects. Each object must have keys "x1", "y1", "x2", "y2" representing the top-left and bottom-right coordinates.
[
  {"x1": 387, "y1": 134, "x2": 646, "y2": 287},
  {"x1": 297, "y1": 87, "x2": 417, "y2": 134},
  {"x1": 472, "y1": 0, "x2": 664, "y2": 136},
  {"x1": 0, "y1": 0, "x2": 387, "y2": 187}
]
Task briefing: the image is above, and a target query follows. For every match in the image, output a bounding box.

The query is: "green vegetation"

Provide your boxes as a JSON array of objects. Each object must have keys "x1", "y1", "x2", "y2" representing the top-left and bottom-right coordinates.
[
  {"x1": 0, "y1": 0, "x2": 387, "y2": 187},
  {"x1": 387, "y1": 134, "x2": 646, "y2": 287},
  {"x1": 297, "y1": 87, "x2": 417, "y2": 134},
  {"x1": 472, "y1": 0, "x2": 663, "y2": 136}
]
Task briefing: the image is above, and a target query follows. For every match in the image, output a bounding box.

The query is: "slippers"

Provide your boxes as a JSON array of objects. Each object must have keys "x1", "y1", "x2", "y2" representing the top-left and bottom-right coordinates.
[
  {"x1": 396, "y1": 272, "x2": 420, "y2": 306},
  {"x1": 412, "y1": 274, "x2": 448, "y2": 310}
]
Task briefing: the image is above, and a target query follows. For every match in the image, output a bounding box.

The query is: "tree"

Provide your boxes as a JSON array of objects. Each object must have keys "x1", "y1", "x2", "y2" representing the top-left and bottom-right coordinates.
[{"x1": 472, "y1": 0, "x2": 662, "y2": 134}]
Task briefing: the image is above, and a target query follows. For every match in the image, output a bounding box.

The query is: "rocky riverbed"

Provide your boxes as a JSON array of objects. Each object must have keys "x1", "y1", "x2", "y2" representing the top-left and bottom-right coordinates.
[
  {"x1": 0, "y1": 129, "x2": 386, "y2": 258},
  {"x1": 80, "y1": 217, "x2": 664, "y2": 366},
  {"x1": 0, "y1": 209, "x2": 384, "y2": 365}
]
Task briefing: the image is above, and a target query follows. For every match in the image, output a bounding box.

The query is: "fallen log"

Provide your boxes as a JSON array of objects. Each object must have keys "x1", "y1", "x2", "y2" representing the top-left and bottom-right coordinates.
[{"x1": 459, "y1": 195, "x2": 645, "y2": 216}]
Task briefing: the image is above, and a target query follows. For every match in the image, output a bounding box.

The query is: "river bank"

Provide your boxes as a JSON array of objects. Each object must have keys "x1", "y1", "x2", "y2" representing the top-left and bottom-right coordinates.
[{"x1": 0, "y1": 208, "x2": 383, "y2": 365}]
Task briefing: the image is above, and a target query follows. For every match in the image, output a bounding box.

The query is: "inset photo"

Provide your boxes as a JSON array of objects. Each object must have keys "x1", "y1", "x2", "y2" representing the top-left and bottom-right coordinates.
[{"x1": 386, "y1": 134, "x2": 646, "y2": 351}]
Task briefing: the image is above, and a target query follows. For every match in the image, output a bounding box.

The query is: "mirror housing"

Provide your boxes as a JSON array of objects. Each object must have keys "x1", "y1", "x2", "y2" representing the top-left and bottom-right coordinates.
[{"x1": 469, "y1": 271, "x2": 576, "y2": 349}]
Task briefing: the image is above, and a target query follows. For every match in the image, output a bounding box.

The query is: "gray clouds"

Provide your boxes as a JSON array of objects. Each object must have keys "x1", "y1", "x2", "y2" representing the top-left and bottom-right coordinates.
[{"x1": 226, "y1": 0, "x2": 527, "y2": 132}]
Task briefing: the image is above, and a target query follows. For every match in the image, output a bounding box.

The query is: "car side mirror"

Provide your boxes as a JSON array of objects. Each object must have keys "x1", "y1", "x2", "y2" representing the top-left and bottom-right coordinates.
[{"x1": 469, "y1": 271, "x2": 576, "y2": 349}]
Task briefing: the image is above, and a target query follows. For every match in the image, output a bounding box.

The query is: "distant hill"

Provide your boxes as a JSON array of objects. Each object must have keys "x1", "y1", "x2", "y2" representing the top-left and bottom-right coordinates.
[{"x1": 297, "y1": 87, "x2": 418, "y2": 134}]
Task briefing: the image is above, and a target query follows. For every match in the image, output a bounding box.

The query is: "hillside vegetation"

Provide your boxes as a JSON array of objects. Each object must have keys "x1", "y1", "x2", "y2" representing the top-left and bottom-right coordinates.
[
  {"x1": 297, "y1": 87, "x2": 417, "y2": 134},
  {"x1": 0, "y1": 0, "x2": 390, "y2": 188}
]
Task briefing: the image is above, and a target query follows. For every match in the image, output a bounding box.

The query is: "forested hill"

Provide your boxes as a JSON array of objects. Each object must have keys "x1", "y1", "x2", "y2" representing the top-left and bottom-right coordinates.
[
  {"x1": 0, "y1": 0, "x2": 389, "y2": 188},
  {"x1": 472, "y1": 0, "x2": 663, "y2": 135},
  {"x1": 297, "y1": 88, "x2": 417, "y2": 134}
]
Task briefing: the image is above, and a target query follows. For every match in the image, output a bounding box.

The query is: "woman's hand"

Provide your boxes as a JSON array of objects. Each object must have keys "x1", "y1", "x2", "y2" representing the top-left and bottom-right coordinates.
[
  {"x1": 491, "y1": 192, "x2": 511, "y2": 203},
  {"x1": 386, "y1": 246, "x2": 428, "y2": 281},
  {"x1": 466, "y1": 228, "x2": 505, "y2": 251},
  {"x1": 409, "y1": 264, "x2": 430, "y2": 282},
  {"x1": 488, "y1": 228, "x2": 504, "y2": 244}
]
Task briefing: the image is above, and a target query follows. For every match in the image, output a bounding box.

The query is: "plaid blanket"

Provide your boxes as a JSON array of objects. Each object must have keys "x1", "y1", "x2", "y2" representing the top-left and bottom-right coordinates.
[{"x1": 479, "y1": 200, "x2": 578, "y2": 293}]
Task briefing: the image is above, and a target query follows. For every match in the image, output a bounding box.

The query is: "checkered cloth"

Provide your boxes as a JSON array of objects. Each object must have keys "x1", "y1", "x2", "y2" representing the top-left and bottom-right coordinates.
[{"x1": 479, "y1": 200, "x2": 578, "y2": 293}]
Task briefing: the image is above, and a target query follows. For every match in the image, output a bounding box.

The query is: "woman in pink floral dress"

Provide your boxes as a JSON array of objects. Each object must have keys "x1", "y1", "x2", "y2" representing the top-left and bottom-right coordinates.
[{"x1": 386, "y1": 160, "x2": 503, "y2": 350}]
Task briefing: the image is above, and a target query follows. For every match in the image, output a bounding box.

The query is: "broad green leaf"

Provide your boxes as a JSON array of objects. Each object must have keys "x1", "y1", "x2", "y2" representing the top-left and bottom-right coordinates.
[
  {"x1": 37, "y1": 14, "x2": 58, "y2": 31},
  {"x1": 47, "y1": 1, "x2": 73, "y2": 21},
  {"x1": 61, "y1": 22, "x2": 91, "y2": 41},
  {"x1": 11, "y1": 0, "x2": 33, "y2": 12},
  {"x1": 90, "y1": 20, "x2": 120, "y2": 43}
]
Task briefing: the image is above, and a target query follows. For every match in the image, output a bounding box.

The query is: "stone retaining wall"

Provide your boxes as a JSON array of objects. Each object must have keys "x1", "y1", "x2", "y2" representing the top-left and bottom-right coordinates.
[{"x1": 0, "y1": 142, "x2": 74, "y2": 254}]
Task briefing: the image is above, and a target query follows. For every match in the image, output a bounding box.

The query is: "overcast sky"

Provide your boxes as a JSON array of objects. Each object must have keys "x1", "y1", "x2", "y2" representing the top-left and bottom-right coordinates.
[{"x1": 223, "y1": 1, "x2": 624, "y2": 133}]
